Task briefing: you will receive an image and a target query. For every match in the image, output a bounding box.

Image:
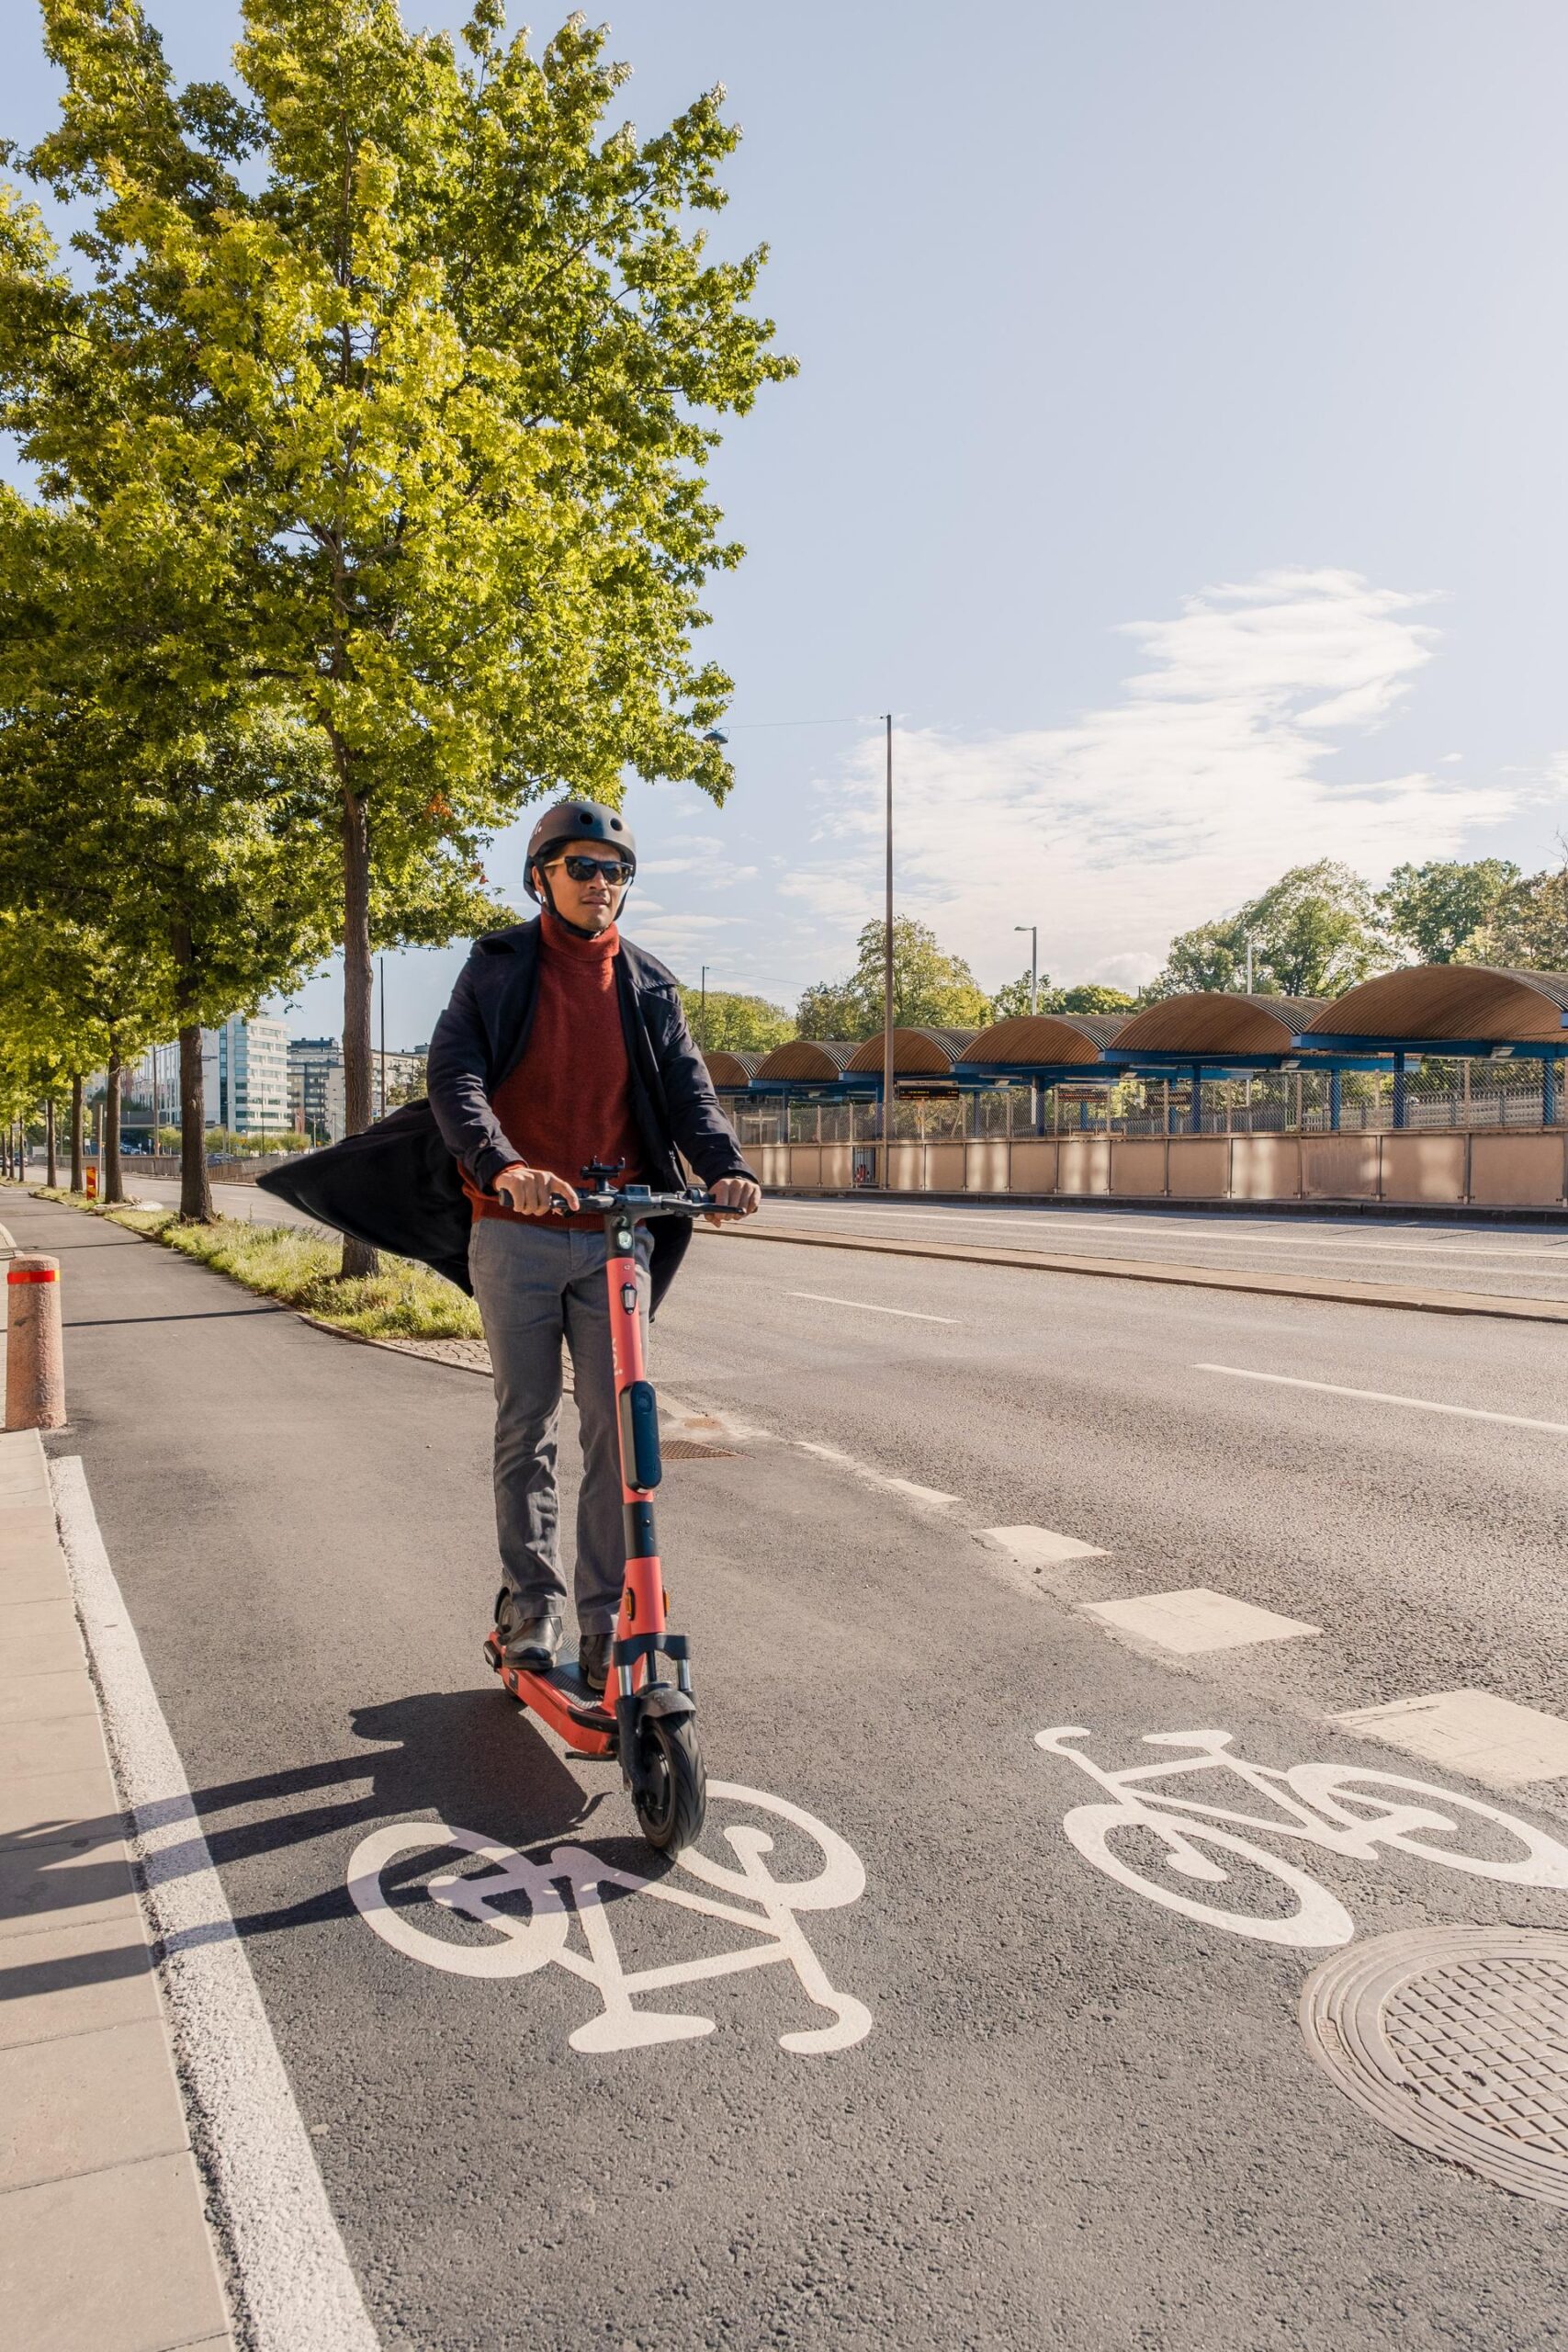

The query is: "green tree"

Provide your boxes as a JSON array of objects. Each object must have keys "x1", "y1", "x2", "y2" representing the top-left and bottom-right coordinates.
[
  {"x1": 1467, "y1": 849, "x2": 1568, "y2": 971},
  {"x1": 797, "y1": 918, "x2": 991, "y2": 1041},
  {"x1": 0, "y1": 494, "x2": 354, "y2": 1217},
  {"x1": 1378, "y1": 859, "x2": 1520, "y2": 963},
  {"x1": 7, "y1": 0, "x2": 793, "y2": 1270},
  {"x1": 1151, "y1": 862, "x2": 1390, "y2": 1001},
  {"x1": 988, "y1": 973, "x2": 1136, "y2": 1020},
  {"x1": 678, "y1": 988, "x2": 795, "y2": 1053},
  {"x1": 987, "y1": 969, "x2": 1055, "y2": 1020}
]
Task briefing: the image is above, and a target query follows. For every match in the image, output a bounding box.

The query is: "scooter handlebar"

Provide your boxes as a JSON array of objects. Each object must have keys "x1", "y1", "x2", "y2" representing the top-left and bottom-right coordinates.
[{"x1": 548, "y1": 1184, "x2": 746, "y2": 1219}]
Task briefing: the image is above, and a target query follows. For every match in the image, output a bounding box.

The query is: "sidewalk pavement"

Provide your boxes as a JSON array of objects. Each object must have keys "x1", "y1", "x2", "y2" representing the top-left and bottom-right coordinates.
[{"x1": 0, "y1": 1409, "x2": 233, "y2": 2352}]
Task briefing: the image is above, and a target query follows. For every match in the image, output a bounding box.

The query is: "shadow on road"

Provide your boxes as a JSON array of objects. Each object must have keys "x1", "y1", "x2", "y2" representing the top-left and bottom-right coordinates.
[{"x1": 1, "y1": 1684, "x2": 656, "y2": 1999}]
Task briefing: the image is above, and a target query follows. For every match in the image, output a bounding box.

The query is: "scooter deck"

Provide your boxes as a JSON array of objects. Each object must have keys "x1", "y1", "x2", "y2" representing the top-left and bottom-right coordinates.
[{"x1": 485, "y1": 1636, "x2": 617, "y2": 1757}]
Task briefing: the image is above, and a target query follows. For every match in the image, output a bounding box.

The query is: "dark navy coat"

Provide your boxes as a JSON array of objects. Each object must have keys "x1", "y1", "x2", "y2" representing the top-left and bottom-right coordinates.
[{"x1": 258, "y1": 920, "x2": 754, "y2": 1316}]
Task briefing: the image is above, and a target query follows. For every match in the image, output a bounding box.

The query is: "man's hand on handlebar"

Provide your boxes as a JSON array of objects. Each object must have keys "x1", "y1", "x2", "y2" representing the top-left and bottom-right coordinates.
[
  {"x1": 706, "y1": 1175, "x2": 761, "y2": 1227},
  {"x1": 493, "y1": 1164, "x2": 580, "y2": 1217}
]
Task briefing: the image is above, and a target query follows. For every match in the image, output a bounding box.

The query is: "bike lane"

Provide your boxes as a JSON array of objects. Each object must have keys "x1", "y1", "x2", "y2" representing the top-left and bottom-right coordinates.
[{"x1": 12, "y1": 1192, "x2": 1566, "y2": 2350}]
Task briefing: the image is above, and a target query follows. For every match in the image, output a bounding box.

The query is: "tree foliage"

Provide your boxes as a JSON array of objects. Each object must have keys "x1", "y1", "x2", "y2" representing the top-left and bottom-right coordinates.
[
  {"x1": 1466, "y1": 849, "x2": 1568, "y2": 973},
  {"x1": 4, "y1": 0, "x2": 792, "y2": 1254},
  {"x1": 1151, "y1": 861, "x2": 1391, "y2": 1001},
  {"x1": 1378, "y1": 859, "x2": 1520, "y2": 964},
  {"x1": 678, "y1": 988, "x2": 795, "y2": 1053},
  {"x1": 797, "y1": 919, "x2": 990, "y2": 1041}
]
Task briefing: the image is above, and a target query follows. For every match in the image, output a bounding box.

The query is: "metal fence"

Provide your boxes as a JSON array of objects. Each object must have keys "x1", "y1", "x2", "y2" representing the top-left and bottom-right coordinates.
[{"x1": 728, "y1": 1057, "x2": 1568, "y2": 1148}]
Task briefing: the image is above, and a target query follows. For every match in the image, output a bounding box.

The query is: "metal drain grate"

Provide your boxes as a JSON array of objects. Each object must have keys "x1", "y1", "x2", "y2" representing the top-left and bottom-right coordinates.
[
  {"x1": 1301, "y1": 1927, "x2": 1568, "y2": 2205},
  {"x1": 660, "y1": 1440, "x2": 739, "y2": 1461}
]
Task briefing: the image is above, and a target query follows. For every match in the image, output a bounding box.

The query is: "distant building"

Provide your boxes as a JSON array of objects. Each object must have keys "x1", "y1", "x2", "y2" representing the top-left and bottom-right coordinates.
[
  {"x1": 288, "y1": 1037, "x2": 427, "y2": 1142},
  {"x1": 288, "y1": 1037, "x2": 344, "y2": 1144},
  {"x1": 201, "y1": 1015, "x2": 290, "y2": 1136}
]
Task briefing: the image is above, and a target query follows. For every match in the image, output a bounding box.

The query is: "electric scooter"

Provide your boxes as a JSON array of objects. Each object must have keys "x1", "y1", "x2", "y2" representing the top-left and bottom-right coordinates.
[{"x1": 483, "y1": 1163, "x2": 739, "y2": 1853}]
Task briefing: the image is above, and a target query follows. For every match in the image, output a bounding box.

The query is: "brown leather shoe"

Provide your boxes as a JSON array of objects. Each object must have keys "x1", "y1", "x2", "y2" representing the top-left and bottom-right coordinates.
[{"x1": 578, "y1": 1632, "x2": 612, "y2": 1693}]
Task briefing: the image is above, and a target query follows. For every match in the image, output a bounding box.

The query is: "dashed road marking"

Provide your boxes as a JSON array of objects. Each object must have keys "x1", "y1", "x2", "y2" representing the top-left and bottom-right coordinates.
[
  {"x1": 1080, "y1": 1587, "x2": 1320, "y2": 1655},
  {"x1": 784, "y1": 1291, "x2": 961, "y2": 1324},
  {"x1": 1195, "y1": 1363, "x2": 1568, "y2": 1435},
  {"x1": 1335, "y1": 1690, "x2": 1568, "y2": 1788},
  {"x1": 985, "y1": 1525, "x2": 1107, "y2": 1567},
  {"x1": 793, "y1": 1442, "x2": 959, "y2": 1510}
]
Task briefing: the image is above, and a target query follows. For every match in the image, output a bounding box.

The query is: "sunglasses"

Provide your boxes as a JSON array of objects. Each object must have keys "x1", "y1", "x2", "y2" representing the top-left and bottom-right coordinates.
[{"x1": 555, "y1": 854, "x2": 635, "y2": 885}]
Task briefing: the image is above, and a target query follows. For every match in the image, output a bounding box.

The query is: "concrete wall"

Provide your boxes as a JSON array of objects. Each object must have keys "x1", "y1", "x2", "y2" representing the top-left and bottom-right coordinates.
[{"x1": 758, "y1": 1130, "x2": 1568, "y2": 1208}]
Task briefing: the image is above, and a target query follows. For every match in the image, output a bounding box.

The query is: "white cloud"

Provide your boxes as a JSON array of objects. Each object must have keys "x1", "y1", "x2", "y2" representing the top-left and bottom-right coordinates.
[{"x1": 784, "y1": 568, "x2": 1539, "y2": 989}]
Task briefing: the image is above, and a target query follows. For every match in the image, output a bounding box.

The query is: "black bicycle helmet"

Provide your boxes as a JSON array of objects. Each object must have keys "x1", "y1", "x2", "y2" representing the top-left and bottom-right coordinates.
[{"x1": 523, "y1": 799, "x2": 637, "y2": 903}]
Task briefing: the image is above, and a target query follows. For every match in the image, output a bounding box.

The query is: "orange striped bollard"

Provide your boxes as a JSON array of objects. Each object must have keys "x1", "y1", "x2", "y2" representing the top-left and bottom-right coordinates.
[{"x1": 6, "y1": 1256, "x2": 65, "y2": 1430}]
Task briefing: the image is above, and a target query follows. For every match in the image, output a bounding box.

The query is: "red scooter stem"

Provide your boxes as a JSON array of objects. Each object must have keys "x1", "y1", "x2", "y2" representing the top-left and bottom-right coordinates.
[{"x1": 604, "y1": 1200, "x2": 663, "y2": 1699}]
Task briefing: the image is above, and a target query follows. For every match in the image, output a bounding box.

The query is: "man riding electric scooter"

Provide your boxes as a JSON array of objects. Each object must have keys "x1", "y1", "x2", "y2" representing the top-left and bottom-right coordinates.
[{"x1": 425, "y1": 799, "x2": 761, "y2": 1696}]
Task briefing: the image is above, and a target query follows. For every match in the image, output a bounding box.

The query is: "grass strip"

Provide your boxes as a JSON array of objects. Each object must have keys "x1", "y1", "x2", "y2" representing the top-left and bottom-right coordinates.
[{"x1": 28, "y1": 1187, "x2": 482, "y2": 1341}]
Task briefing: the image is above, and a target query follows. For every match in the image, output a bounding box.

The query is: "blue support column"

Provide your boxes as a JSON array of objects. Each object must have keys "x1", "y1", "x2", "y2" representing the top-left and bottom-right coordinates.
[
  {"x1": 1330, "y1": 1069, "x2": 1342, "y2": 1133},
  {"x1": 1545, "y1": 1057, "x2": 1557, "y2": 1126},
  {"x1": 1190, "y1": 1064, "x2": 1202, "y2": 1135},
  {"x1": 1393, "y1": 1051, "x2": 1407, "y2": 1130},
  {"x1": 1077, "y1": 1095, "x2": 1089, "y2": 1132}
]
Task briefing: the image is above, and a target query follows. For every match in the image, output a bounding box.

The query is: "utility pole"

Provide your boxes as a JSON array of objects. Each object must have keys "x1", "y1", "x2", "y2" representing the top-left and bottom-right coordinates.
[
  {"x1": 1245, "y1": 937, "x2": 1254, "y2": 994},
  {"x1": 700, "y1": 965, "x2": 709, "y2": 1050},
  {"x1": 378, "y1": 955, "x2": 387, "y2": 1123},
  {"x1": 882, "y1": 713, "x2": 895, "y2": 1187},
  {"x1": 1015, "y1": 924, "x2": 1038, "y2": 1015}
]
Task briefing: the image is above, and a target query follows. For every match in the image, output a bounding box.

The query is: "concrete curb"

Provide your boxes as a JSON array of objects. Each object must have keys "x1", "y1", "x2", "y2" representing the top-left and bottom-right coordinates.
[
  {"x1": 711, "y1": 1221, "x2": 1568, "y2": 1328},
  {"x1": 0, "y1": 1429, "x2": 235, "y2": 2351}
]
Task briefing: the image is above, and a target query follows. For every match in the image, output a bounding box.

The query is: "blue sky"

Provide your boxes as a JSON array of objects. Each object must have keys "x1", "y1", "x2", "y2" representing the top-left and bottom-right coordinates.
[{"x1": 9, "y1": 2, "x2": 1568, "y2": 1044}]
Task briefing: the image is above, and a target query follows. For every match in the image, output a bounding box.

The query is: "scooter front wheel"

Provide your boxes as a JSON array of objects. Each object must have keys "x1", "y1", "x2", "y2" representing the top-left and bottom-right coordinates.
[{"x1": 636, "y1": 1715, "x2": 706, "y2": 1854}]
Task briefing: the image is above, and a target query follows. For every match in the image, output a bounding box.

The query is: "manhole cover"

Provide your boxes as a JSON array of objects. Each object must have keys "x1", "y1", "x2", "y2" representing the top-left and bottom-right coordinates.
[
  {"x1": 1300, "y1": 1927, "x2": 1568, "y2": 2205},
  {"x1": 660, "y1": 1440, "x2": 738, "y2": 1461}
]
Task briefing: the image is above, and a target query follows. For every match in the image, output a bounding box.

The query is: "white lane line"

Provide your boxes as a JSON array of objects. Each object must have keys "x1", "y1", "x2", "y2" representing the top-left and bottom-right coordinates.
[
  {"x1": 793, "y1": 1441, "x2": 960, "y2": 1510},
  {"x1": 986, "y1": 1525, "x2": 1107, "y2": 1566},
  {"x1": 1195, "y1": 1362, "x2": 1568, "y2": 1436},
  {"x1": 784, "y1": 1291, "x2": 960, "y2": 1325},
  {"x1": 1335, "y1": 1689, "x2": 1568, "y2": 1788},
  {"x1": 1081, "y1": 1587, "x2": 1320, "y2": 1655},
  {"x1": 51, "y1": 1456, "x2": 380, "y2": 2352}
]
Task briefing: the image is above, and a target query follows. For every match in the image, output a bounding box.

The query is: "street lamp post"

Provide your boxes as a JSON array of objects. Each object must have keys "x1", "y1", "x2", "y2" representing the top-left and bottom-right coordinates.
[
  {"x1": 700, "y1": 965, "x2": 709, "y2": 1050},
  {"x1": 882, "y1": 714, "x2": 894, "y2": 1187},
  {"x1": 1014, "y1": 924, "x2": 1038, "y2": 1015}
]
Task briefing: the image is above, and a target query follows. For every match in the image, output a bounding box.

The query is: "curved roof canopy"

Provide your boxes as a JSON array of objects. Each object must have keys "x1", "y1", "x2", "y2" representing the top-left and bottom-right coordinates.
[
  {"x1": 753, "y1": 1038, "x2": 861, "y2": 1082},
  {"x1": 843, "y1": 1026, "x2": 979, "y2": 1077},
  {"x1": 959, "y1": 1012, "x2": 1126, "y2": 1069},
  {"x1": 703, "y1": 1048, "x2": 763, "y2": 1088},
  {"x1": 1301, "y1": 965, "x2": 1568, "y2": 1046},
  {"x1": 1111, "y1": 992, "x2": 1326, "y2": 1058}
]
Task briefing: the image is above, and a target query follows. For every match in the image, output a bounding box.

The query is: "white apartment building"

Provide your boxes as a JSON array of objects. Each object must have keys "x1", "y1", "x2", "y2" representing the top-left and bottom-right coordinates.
[
  {"x1": 288, "y1": 1038, "x2": 426, "y2": 1143},
  {"x1": 201, "y1": 1015, "x2": 291, "y2": 1136}
]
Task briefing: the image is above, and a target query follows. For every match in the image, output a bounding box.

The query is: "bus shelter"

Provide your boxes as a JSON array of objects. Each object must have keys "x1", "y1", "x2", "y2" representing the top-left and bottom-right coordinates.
[
  {"x1": 1102, "y1": 993, "x2": 1391, "y2": 1133},
  {"x1": 1297, "y1": 966, "x2": 1568, "y2": 1125},
  {"x1": 952, "y1": 1013, "x2": 1128, "y2": 1133}
]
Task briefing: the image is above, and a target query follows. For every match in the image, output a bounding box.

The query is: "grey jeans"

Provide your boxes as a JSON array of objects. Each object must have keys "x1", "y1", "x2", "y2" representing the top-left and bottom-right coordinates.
[{"x1": 468, "y1": 1214, "x2": 652, "y2": 1635}]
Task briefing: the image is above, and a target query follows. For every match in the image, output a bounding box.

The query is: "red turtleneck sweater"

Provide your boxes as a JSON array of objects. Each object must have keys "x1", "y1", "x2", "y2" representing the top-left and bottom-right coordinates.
[{"x1": 468, "y1": 916, "x2": 645, "y2": 1231}]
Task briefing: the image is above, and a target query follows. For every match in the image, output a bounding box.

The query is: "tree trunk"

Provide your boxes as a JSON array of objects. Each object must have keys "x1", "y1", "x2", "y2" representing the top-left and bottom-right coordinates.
[
  {"x1": 339, "y1": 786, "x2": 379, "y2": 1277},
  {"x1": 70, "y1": 1075, "x2": 83, "y2": 1192},
  {"x1": 104, "y1": 1048, "x2": 124, "y2": 1204},
  {"x1": 45, "y1": 1099, "x2": 56, "y2": 1189},
  {"x1": 178, "y1": 1025, "x2": 214, "y2": 1222},
  {"x1": 170, "y1": 922, "x2": 215, "y2": 1224}
]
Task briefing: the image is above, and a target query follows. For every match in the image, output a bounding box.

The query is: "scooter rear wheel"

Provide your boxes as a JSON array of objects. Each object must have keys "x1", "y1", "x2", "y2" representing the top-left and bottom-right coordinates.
[{"x1": 635, "y1": 1716, "x2": 706, "y2": 1854}]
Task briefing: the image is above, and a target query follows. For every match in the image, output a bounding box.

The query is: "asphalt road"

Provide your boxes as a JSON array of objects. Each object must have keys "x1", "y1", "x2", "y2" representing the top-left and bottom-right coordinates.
[
  {"x1": 123, "y1": 1167, "x2": 1568, "y2": 1304},
  {"x1": 9, "y1": 1190, "x2": 1568, "y2": 2349},
  {"x1": 757, "y1": 1192, "x2": 1568, "y2": 1303}
]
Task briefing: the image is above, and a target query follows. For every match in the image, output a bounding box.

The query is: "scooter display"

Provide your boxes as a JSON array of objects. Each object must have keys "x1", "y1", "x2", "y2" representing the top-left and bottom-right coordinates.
[{"x1": 483, "y1": 1164, "x2": 740, "y2": 1852}]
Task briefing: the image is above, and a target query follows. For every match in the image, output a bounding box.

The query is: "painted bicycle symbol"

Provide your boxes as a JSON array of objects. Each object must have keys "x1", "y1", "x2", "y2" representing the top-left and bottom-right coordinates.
[
  {"x1": 346, "y1": 1780, "x2": 872, "y2": 2055},
  {"x1": 1036, "y1": 1726, "x2": 1568, "y2": 1948}
]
